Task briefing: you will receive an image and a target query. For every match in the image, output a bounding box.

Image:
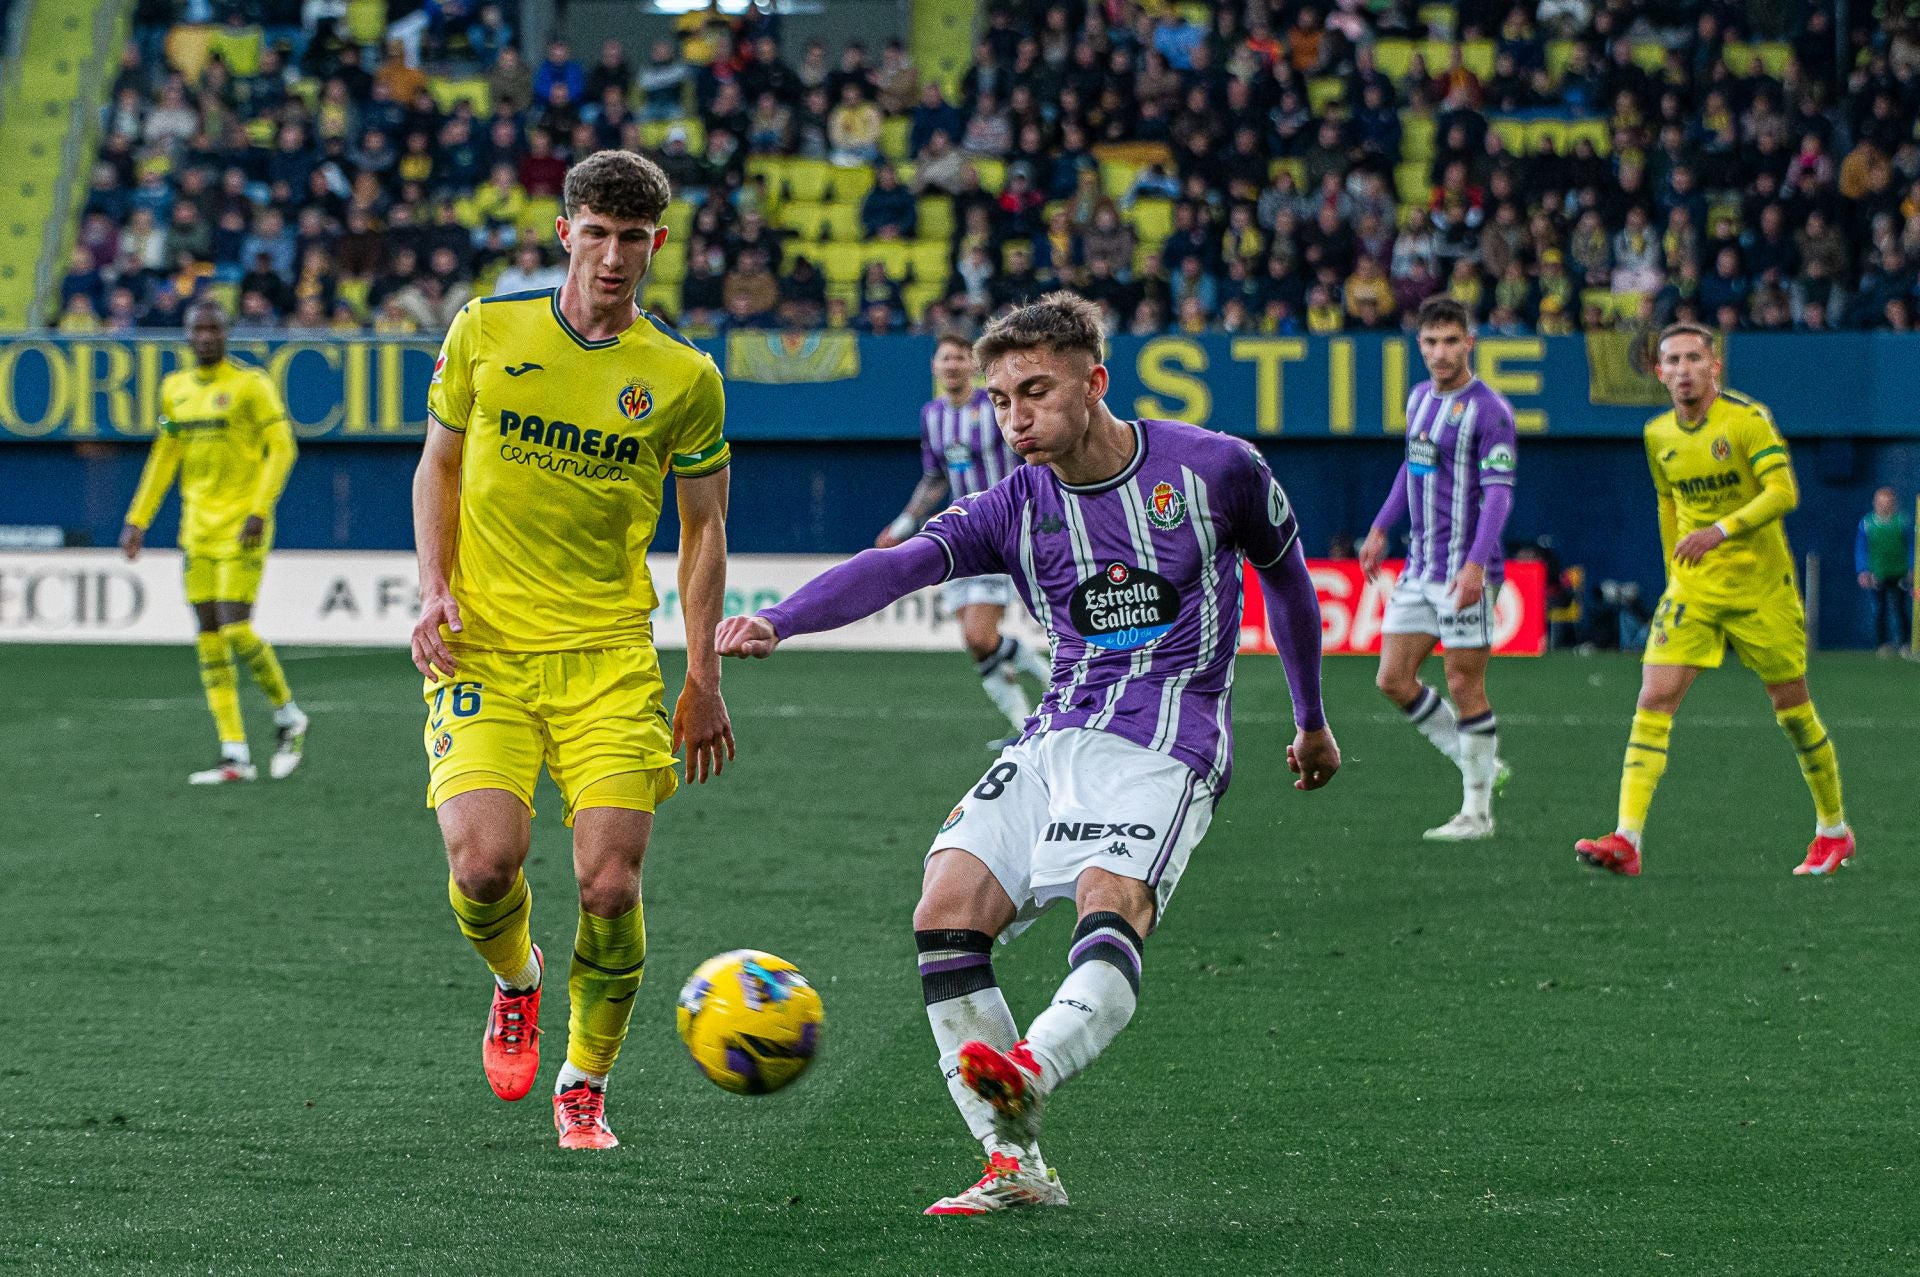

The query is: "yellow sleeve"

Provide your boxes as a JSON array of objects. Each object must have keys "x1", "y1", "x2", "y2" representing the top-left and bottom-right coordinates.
[
  {"x1": 246, "y1": 374, "x2": 298, "y2": 517},
  {"x1": 668, "y1": 358, "x2": 730, "y2": 477},
  {"x1": 426, "y1": 300, "x2": 481, "y2": 432},
  {"x1": 1645, "y1": 428, "x2": 1676, "y2": 564},
  {"x1": 126, "y1": 428, "x2": 182, "y2": 529},
  {"x1": 1719, "y1": 407, "x2": 1797, "y2": 537}
]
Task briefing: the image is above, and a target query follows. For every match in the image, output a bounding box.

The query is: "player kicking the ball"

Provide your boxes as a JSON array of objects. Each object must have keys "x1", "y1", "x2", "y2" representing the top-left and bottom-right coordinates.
[
  {"x1": 1359, "y1": 297, "x2": 1516, "y2": 840},
  {"x1": 876, "y1": 332, "x2": 1051, "y2": 747},
  {"x1": 1575, "y1": 324, "x2": 1853, "y2": 877},
  {"x1": 718, "y1": 294, "x2": 1339, "y2": 1212}
]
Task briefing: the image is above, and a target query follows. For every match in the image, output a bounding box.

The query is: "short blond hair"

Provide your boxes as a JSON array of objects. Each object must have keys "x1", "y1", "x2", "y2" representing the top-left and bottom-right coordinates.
[
  {"x1": 973, "y1": 291, "x2": 1106, "y2": 373},
  {"x1": 1656, "y1": 321, "x2": 1717, "y2": 355}
]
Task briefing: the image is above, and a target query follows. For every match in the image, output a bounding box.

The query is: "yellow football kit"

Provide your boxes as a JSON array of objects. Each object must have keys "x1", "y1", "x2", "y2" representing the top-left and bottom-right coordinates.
[
  {"x1": 1642, "y1": 390, "x2": 1805, "y2": 684},
  {"x1": 125, "y1": 358, "x2": 297, "y2": 605},
  {"x1": 422, "y1": 287, "x2": 729, "y2": 823}
]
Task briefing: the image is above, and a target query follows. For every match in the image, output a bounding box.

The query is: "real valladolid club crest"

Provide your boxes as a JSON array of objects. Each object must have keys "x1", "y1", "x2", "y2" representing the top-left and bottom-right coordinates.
[
  {"x1": 618, "y1": 381, "x2": 654, "y2": 421},
  {"x1": 1712, "y1": 436, "x2": 1732, "y2": 461},
  {"x1": 1146, "y1": 480, "x2": 1188, "y2": 531}
]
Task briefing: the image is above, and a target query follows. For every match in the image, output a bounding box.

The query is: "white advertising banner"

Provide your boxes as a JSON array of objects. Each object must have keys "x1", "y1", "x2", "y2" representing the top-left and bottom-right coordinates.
[{"x1": 0, "y1": 549, "x2": 1048, "y2": 651}]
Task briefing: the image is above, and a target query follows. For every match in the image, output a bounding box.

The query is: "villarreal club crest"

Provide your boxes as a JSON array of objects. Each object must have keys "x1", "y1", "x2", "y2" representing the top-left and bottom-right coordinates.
[{"x1": 617, "y1": 381, "x2": 654, "y2": 422}]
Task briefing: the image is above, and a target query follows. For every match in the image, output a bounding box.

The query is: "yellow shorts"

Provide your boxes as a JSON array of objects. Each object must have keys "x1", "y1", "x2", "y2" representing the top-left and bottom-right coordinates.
[
  {"x1": 182, "y1": 544, "x2": 269, "y2": 606},
  {"x1": 422, "y1": 645, "x2": 680, "y2": 826},
  {"x1": 1644, "y1": 585, "x2": 1807, "y2": 684}
]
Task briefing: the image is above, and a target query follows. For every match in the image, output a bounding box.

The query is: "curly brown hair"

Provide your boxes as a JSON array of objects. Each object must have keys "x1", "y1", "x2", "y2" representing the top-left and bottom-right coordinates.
[
  {"x1": 562, "y1": 150, "x2": 672, "y2": 224},
  {"x1": 973, "y1": 291, "x2": 1107, "y2": 373}
]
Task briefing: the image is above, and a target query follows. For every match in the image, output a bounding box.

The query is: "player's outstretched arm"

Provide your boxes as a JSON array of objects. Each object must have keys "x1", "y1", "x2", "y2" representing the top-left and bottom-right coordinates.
[
  {"x1": 720, "y1": 538, "x2": 951, "y2": 658},
  {"x1": 410, "y1": 420, "x2": 465, "y2": 679},
  {"x1": 1255, "y1": 540, "x2": 1340, "y2": 791},
  {"x1": 121, "y1": 430, "x2": 183, "y2": 560},
  {"x1": 674, "y1": 468, "x2": 736, "y2": 783}
]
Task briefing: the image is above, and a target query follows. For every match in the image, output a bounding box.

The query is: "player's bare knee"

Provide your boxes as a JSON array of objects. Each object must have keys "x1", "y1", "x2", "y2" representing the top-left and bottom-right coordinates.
[
  {"x1": 1765, "y1": 678, "x2": 1811, "y2": 712},
  {"x1": 577, "y1": 868, "x2": 641, "y2": 918},
  {"x1": 1075, "y1": 869, "x2": 1155, "y2": 936},
  {"x1": 1375, "y1": 666, "x2": 1418, "y2": 703},
  {"x1": 446, "y1": 845, "x2": 521, "y2": 903}
]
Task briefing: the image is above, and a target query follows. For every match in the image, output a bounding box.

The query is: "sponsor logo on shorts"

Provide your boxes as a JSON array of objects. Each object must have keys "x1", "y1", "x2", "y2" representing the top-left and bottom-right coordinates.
[
  {"x1": 1044, "y1": 821, "x2": 1157, "y2": 842},
  {"x1": 940, "y1": 804, "x2": 965, "y2": 833},
  {"x1": 1100, "y1": 841, "x2": 1134, "y2": 858},
  {"x1": 432, "y1": 731, "x2": 453, "y2": 758},
  {"x1": 1070, "y1": 563, "x2": 1181, "y2": 651},
  {"x1": 1146, "y1": 480, "x2": 1187, "y2": 531},
  {"x1": 617, "y1": 380, "x2": 654, "y2": 421}
]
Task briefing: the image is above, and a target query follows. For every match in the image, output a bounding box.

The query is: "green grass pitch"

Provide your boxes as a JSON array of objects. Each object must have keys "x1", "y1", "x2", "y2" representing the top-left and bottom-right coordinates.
[{"x1": 4, "y1": 644, "x2": 1916, "y2": 1274}]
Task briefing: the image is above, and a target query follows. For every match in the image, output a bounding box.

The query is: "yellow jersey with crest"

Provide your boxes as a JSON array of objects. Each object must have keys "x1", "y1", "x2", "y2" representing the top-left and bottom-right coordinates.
[
  {"x1": 427, "y1": 287, "x2": 729, "y2": 652},
  {"x1": 1643, "y1": 390, "x2": 1797, "y2": 608},
  {"x1": 125, "y1": 358, "x2": 296, "y2": 553}
]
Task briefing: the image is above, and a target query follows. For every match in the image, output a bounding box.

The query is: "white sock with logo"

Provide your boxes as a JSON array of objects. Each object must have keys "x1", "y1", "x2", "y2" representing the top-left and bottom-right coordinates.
[
  {"x1": 916, "y1": 928, "x2": 1028, "y2": 1157},
  {"x1": 1023, "y1": 912, "x2": 1142, "y2": 1092},
  {"x1": 1458, "y1": 712, "x2": 1498, "y2": 819},
  {"x1": 222, "y1": 741, "x2": 251, "y2": 765},
  {"x1": 975, "y1": 639, "x2": 1032, "y2": 730},
  {"x1": 1402, "y1": 685, "x2": 1462, "y2": 766},
  {"x1": 555, "y1": 1061, "x2": 607, "y2": 1093}
]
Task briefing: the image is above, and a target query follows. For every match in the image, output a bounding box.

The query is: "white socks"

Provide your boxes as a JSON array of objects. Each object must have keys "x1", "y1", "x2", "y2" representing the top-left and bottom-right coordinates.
[
  {"x1": 1458, "y1": 712, "x2": 1499, "y2": 820},
  {"x1": 221, "y1": 741, "x2": 251, "y2": 764},
  {"x1": 916, "y1": 928, "x2": 1022, "y2": 1151},
  {"x1": 1011, "y1": 637, "x2": 1051, "y2": 684},
  {"x1": 555, "y1": 1061, "x2": 606, "y2": 1093},
  {"x1": 1402, "y1": 685, "x2": 1461, "y2": 762},
  {"x1": 1023, "y1": 912, "x2": 1142, "y2": 1092},
  {"x1": 273, "y1": 701, "x2": 305, "y2": 728},
  {"x1": 495, "y1": 947, "x2": 542, "y2": 995},
  {"x1": 975, "y1": 637, "x2": 1034, "y2": 730}
]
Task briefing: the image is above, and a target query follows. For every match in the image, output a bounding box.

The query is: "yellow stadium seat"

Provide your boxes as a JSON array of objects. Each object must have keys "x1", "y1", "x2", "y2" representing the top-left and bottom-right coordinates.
[
  {"x1": 881, "y1": 116, "x2": 911, "y2": 162},
  {"x1": 1131, "y1": 241, "x2": 1158, "y2": 276},
  {"x1": 776, "y1": 199, "x2": 829, "y2": 238},
  {"x1": 641, "y1": 117, "x2": 705, "y2": 153},
  {"x1": 909, "y1": 240, "x2": 950, "y2": 281},
  {"x1": 336, "y1": 277, "x2": 370, "y2": 315},
  {"x1": 517, "y1": 197, "x2": 561, "y2": 237},
  {"x1": 1630, "y1": 41, "x2": 1666, "y2": 72},
  {"x1": 1395, "y1": 162, "x2": 1432, "y2": 205},
  {"x1": 1566, "y1": 118, "x2": 1611, "y2": 154},
  {"x1": 1128, "y1": 198, "x2": 1174, "y2": 243},
  {"x1": 972, "y1": 157, "x2": 1006, "y2": 193},
  {"x1": 1372, "y1": 38, "x2": 1413, "y2": 81},
  {"x1": 642, "y1": 281, "x2": 681, "y2": 315},
  {"x1": 662, "y1": 200, "x2": 694, "y2": 233},
  {"x1": 1724, "y1": 42, "x2": 1791, "y2": 78},
  {"x1": 819, "y1": 242, "x2": 865, "y2": 283},
  {"x1": 746, "y1": 155, "x2": 784, "y2": 187},
  {"x1": 1101, "y1": 159, "x2": 1139, "y2": 200},
  {"x1": 904, "y1": 280, "x2": 945, "y2": 321},
  {"x1": 826, "y1": 281, "x2": 859, "y2": 307},
  {"x1": 865, "y1": 241, "x2": 912, "y2": 279},
  {"x1": 1269, "y1": 157, "x2": 1306, "y2": 189},
  {"x1": 1416, "y1": 3, "x2": 1455, "y2": 37},
  {"x1": 164, "y1": 25, "x2": 214, "y2": 82},
  {"x1": 1489, "y1": 118, "x2": 1526, "y2": 156},
  {"x1": 832, "y1": 165, "x2": 875, "y2": 203},
  {"x1": 650, "y1": 240, "x2": 687, "y2": 284},
  {"x1": 1460, "y1": 40, "x2": 1494, "y2": 80},
  {"x1": 206, "y1": 25, "x2": 262, "y2": 75},
  {"x1": 1524, "y1": 119, "x2": 1567, "y2": 153},
  {"x1": 917, "y1": 196, "x2": 954, "y2": 241},
  {"x1": 430, "y1": 78, "x2": 490, "y2": 114},
  {"x1": 822, "y1": 202, "x2": 862, "y2": 241},
  {"x1": 1545, "y1": 39, "x2": 1576, "y2": 81},
  {"x1": 1307, "y1": 77, "x2": 1345, "y2": 113},
  {"x1": 346, "y1": 0, "x2": 385, "y2": 43},
  {"x1": 1402, "y1": 116, "x2": 1436, "y2": 162},
  {"x1": 784, "y1": 158, "x2": 832, "y2": 201}
]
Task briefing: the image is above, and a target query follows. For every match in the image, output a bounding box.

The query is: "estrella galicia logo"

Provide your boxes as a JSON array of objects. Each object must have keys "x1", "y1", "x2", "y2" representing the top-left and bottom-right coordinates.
[
  {"x1": 944, "y1": 440, "x2": 973, "y2": 473},
  {"x1": 1711, "y1": 435, "x2": 1731, "y2": 461},
  {"x1": 618, "y1": 381, "x2": 654, "y2": 421},
  {"x1": 1146, "y1": 480, "x2": 1187, "y2": 531},
  {"x1": 505, "y1": 362, "x2": 543, "y2": 377},
  {"x1": 1069, "y1": 562, "x2": 1181, "y2": 651}
]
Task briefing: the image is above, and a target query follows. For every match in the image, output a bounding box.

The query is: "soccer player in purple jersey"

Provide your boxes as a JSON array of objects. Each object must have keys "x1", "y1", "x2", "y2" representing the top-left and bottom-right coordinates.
[
  {"x1": 1359, "y1": 297, "x2": 1517, "y2": 841},
  {"x1": 876, "y1": 332, "x2": 1051, "y2": 745},
  {"x1": 718, "y1": 294, "x2": 1340, "y2": 1213}
]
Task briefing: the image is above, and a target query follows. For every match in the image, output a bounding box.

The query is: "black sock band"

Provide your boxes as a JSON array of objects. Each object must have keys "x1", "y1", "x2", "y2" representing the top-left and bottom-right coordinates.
[
  {"x1": 916, "y1": 927, "x2": 998, "y2": 1005},
  {"x1": 975, "y1": 636, "x2": 1018, "y2": 676},
  {"x1": 1067, "y1": 911, "x2": 1143, "y2": 995},
  {"x1": 1403, "y1": 686, "x2": 1439, "y2": 722},
  {"x1": 1459, "y1": 711, "x2": 1497, "y2": 735}
]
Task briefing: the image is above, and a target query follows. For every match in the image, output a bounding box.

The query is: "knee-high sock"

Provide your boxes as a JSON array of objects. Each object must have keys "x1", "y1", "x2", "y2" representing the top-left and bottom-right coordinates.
[
  {"x1": 1616, "y1": 709, "x2": 1673, "y2": 842},
  {"x1": 219, "y1": 620, "x2": 292, "y2": 708},
  {"x1": 975, "y1": 638, "x2": 1033, "y2": 730},
  {"x1": 448, "y1": 870, "x2": 536, "y2": 984},
  {"x1": 1024, "y1": 912, "x2": 1142, "y2": 1092},
  {"x1": 196, "y1": 631, "x2": 246, "y2": 748},
  {"x1": 917, "y1": 927, "x2": 1021, "y2": 1153},
  {"x1": 1008, "y1": 635, "x2": 1052, "y2": 684},
  {"x1": 1401, "y1": 685, "x2": 1462, "y2": 765},
  {"x1": 1775, "y1": 702, "x2": 1845, "y2": 831},
  {"x1": 567, "y1": 903, "x2": 646, "y2": 1077},
  {"x1": 1458, "y1": 711, "x2": 1499, "y2": 819}
]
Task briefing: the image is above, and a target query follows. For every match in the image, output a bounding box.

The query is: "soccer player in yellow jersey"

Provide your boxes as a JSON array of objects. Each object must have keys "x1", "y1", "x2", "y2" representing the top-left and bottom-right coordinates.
[
  {"x1": 119, "y1": 302, "x2": 309, "y2": 785},
  {"x1": 1576, "y1": 324, "x2": 1854, "y2": 877},
  {"x1": 410, "y1": 150, "x2": 735, "y2": 1150}
]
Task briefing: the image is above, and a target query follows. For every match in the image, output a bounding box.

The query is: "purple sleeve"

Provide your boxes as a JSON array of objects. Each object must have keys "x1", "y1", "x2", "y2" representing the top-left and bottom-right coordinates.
[
  {"x1": 760, "y1": 538, "x2": 949, "y2": 639},
  {"x1": 1466, "y1": 482, "x2": 1514, "y2": 569},
  {"x1": 916, "y1": 486, "x2": 1013, "y2": 577},
  {"x1": 1254, "y1": 540, "x2": 1327, "y2": 732},
  {"x1": 1474, "y1": 399, "x2": 1518, "y2": 488},
  {"x1": 1225, "y1": 441, "x2": 1301, "y2": 568},
  {"x1": 1370, "y1": 464, "x2": 1410, "y2": 533}
]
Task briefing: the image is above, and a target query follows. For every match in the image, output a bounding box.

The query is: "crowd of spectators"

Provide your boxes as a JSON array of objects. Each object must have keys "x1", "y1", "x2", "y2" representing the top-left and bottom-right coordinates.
[{"x1": 56, "y1": 0, "x2": 1920, "y2": 339}]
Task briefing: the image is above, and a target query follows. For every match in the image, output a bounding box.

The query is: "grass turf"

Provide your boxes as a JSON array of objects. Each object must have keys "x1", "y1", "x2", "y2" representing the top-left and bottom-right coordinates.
[{"x1": 3, "y1": 644, "x2": 1916, "y2": 1274}]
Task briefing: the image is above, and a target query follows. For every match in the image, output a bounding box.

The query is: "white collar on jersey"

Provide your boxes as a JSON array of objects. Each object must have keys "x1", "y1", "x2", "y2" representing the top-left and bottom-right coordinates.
[{"x1": 1057, "y1": 417, "x2": 1147, "y2": 495}]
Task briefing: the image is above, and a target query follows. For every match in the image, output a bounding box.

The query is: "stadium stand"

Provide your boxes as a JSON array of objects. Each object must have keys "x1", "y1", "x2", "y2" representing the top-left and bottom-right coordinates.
[{"x1": 33, "y1": 0, "x2": 1920, "y2": 339}]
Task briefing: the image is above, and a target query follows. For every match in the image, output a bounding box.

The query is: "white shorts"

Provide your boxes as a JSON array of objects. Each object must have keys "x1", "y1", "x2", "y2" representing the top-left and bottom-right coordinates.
[
  {"x1": 928, "y1": 728, "x2": 1216, "y2": 940},
  {"x1": 941, "y1": 573, "x2": 1016, "y2": 612},
  {"x1": 1382, "y1": 575, "x2": 1496, "y2": 649}
]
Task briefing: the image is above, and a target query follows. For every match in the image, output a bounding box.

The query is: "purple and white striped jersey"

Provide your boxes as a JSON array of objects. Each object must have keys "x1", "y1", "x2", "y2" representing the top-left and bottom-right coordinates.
[
  {"x1": 917, "y1": 418, "x2": 1299, "y2": 796},
  {"x1": 921, "y1": 389, "x2": 1019, "y2": 498},
  {"x1": 1401, "y1": 377, "x2": 1519, "y2": 584}
]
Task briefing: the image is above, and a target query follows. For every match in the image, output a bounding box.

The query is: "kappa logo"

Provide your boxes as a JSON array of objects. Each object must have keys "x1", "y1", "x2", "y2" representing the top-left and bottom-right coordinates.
[
  {"x1": 1711, "y1": 436, "x2": 1732, "y2": 461},
  {"x1": 1038, "y1": 513, "x2": 1065, "y2": 534},
  {"x1": 617, "y1": 380, "x2": 654, "y2": 420},
  {"x1": 505, "y1": 362, "x2": 544, "y2": 377},
  {"x1": 1146, "y1": 480, "x2": 1188, "y2": 531},
  {"x1": 1100, "y1": 841, "x2": 1134, "y2": 858}
]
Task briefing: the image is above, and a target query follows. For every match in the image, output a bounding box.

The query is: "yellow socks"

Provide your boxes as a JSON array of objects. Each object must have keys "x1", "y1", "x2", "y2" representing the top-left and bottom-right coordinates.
[
  {"x1": 196, "y1": 631, "x2": 246, "y2": 746},
  {"x1": 1776, "y1": 702, "x2": 1846, "y2": 831},
  {"x1": 220, "y1": 620, "x2": 292, "y2": 708},
  {"x1": 448, "y1": 871, "x2": 537, "y2": 986},
  {"x1": 567, "y1": 903, "x2": 647, "y2": 1077},
  {"x1": 1616, "y1": 708, "x2": 1673, "y2": 842}
]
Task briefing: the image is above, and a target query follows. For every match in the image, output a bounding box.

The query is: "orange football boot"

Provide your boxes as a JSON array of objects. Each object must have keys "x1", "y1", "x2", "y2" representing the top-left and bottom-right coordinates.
[
  {"x1": 482, "y1": 944, "x2": 542, "y2": 1101},
  {"x1": 1575, "y1": 832, "x2": 1642, "y2": 876},
  {"x1": 553, "y1": 1081, "x2": 619, "y2": 1150}
]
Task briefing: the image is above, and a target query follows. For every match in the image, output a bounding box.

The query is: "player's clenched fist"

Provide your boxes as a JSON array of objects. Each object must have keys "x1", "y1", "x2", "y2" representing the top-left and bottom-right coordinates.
[
  {"x1": 411, "y1": 591, "x2": 464, "y2": 679},
  {"x1": 1287, "y1": 727, "x2": 1341, "y2": 791},
  {"x1": 716, "y1": 614, "x2": 780, "y2": 659}
]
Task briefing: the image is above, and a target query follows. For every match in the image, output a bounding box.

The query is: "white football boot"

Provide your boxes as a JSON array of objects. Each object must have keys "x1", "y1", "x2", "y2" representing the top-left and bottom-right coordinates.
[
  {"x1": 189, "y1": 759, "x2": 257, "y2": 785},
  {"x1": 1424, "y1": 811, "x2": 1495, "y2": 841},
  {"x1": 270, "y1": 709, "x2": 309, "y2": 779},
  {"x1": 924, "y1": 1149, "x2": 1069, "y2": 1215}
]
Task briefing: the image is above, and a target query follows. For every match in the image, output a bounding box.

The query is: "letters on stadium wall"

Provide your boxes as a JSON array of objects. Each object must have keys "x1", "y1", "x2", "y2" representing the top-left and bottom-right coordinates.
[
  {"x1": 2, "y1": 333, "x2": 1917, "y2": 443},
  {"x1": 0, "y1": 549, "x2": 1545, "y2": 656}
]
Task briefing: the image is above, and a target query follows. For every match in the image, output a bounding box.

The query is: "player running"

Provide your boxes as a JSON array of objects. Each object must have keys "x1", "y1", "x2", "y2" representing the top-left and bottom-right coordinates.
[
  {"x1": 1359, "y1": 296, "x2": 1517, "y2": 841},
  {"x1": 1575, "y1": 323, "x2": 1853, "y2": 877},
  {"x1": 877, "y1": 332, "x2": 1051, "y2": 747},
  {"x1": 120, "y1": 301, "x2": 309, "y2": 784},
  {"x1": 718, "y1": 293, "x2": 1339, "y2": 1212},
  {"x1": 411, "y1": 150, "x2": 735, "y2": 1150}
]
